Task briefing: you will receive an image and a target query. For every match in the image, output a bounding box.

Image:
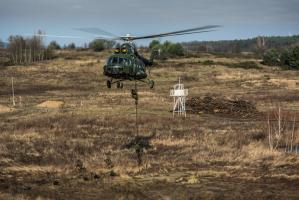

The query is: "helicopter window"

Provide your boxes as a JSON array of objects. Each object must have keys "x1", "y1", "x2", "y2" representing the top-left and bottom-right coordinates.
[
  {"x1": 118, "y1": 57, "x2": 125, "y2": 65},
  {"x1": 124, "y1": 58, "x2": 131, "y2": 66},
  {"x1": 137, "y1": 60, "x2": 144, "y2": 69},
  {"x1": 109, "y1": 57, "x2": 118, "y2": 65}
]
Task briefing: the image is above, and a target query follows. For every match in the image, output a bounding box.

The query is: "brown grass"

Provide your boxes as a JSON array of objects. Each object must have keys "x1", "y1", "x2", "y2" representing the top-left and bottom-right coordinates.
[{"x1": 0, "y1": 50, "x2": 299, "y2": 199}]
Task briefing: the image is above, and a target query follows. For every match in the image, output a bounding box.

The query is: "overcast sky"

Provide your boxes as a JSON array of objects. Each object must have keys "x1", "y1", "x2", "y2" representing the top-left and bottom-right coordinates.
[{"x1": 1, "y1": 0, "x2": 299, "y2": 46}]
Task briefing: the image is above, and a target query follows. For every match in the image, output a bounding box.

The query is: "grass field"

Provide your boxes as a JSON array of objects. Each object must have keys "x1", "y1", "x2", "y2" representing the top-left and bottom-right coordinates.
[{"x1": 0, "y1": 50, "x2": 299, "y2": 199}]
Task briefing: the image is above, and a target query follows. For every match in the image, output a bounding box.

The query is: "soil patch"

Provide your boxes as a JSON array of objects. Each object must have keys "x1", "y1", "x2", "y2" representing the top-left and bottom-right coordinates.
[
  {"x1": 0, "y1": 105, "x2": 11, "y2": 113},
  {"x1": 36, "y1": 101, "x2": 64, "y2": 109}
]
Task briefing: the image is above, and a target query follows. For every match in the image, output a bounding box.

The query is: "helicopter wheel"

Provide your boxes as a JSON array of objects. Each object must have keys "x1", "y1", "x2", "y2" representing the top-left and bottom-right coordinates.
[
  {"x1": 149, "y1": 80, "x2": 154, "y2": 89},
  {"x1": 117, "y1": 82, "x2": 123, "y2": 89},
  {"x1": 106, "y1": 80, "x2": 112, "y2": 89}
]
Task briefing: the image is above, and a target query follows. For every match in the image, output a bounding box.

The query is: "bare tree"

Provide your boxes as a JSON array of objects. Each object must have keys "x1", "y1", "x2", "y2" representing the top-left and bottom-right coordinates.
[
  {"x1": 7, "y1": 30, "x2": 53, "y2": 65},
  {"x1": 266, "y1": 104, "x2": 298, "y2": 152}
]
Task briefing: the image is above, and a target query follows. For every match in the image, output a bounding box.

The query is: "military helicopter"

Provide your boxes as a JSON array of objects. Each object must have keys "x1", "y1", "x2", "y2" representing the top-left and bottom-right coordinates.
[{"x1": 76, "y1": 25, "x2": 220, "y2": 89}]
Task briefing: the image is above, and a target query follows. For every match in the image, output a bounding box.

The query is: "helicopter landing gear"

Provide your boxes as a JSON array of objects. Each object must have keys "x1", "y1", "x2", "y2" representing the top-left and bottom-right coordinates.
[
  {"x1": 106, "y1": 80, "x2": 112, "y2": 89},
  {"x1": 117, "y1": 81, "x2": 124, "y2": 89},
  {"x1": 149, "y1": 80, "x2": 155, "y2": 89},
  {"x1": 138, "y1": 79, "x2": 155, "y2": 89}
]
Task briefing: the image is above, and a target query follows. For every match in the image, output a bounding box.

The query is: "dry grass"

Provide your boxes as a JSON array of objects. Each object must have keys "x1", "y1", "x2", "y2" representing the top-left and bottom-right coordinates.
[{"x1": 0, "y1": 50, "x2": 299, "y2": 199}]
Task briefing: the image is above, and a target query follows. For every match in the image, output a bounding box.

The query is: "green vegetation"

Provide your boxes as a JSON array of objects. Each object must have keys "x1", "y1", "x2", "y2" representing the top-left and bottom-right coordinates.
[
  {"x1": 89, "y1": 39, "x2": 115, "y2": 52},
  {"x1": 201, "y1": 60, "x2": 215, "y2": 65},
  {"x1": 48, "y1": 40, "x2": 61, "y2": 50},
  {"x1": 287, "y1": 46, "x2": 299, "y2": 69},
  {"x1": 262, "y1": 49, "x2": 280, "y2": 66},
  {"x1": 149, "y1": 40, "x2": 184, "y2": 59},
  {"x1": 182, "y1": 35, "x2": 299, "y2": 56},
  {"x1": 228, "y1": 61, "x2": 260, "y2": 69},
  {"x1": 89, "y1": 39, "x2": 105, "y2": 52},
  {"x1": 201, "y1": 59, "x2": 260, "y2": 69},
  {"x1": 262, "y1": 46, "x2": 299, "y2": 69},
  {"x1": 67, "y1": 42, "x2": 76, "y2": 49}
]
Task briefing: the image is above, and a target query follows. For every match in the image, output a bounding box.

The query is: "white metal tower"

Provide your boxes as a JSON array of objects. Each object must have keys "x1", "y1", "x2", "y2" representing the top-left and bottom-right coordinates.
[{"x1": 170, "y1": 78, "x2": 188, "y2": 117}]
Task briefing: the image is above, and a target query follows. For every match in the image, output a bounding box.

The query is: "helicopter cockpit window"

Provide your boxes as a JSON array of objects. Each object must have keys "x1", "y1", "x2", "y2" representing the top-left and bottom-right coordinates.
[
  {"x1": 109, "y1": 57, "x2": 118, "y2": 65},
  {"x1": 137, "y1": 60, "x2": 144, "y2": 70},
  {"x1": 124, "y1": 58, "x2": 131, "y2": 66},
  {"x1": 118, "y1": 57, "x2": 125, "y2": 65}
]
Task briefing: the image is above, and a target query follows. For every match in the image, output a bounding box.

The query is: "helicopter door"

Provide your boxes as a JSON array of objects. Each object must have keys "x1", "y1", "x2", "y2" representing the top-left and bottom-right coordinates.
[{"x1": 123, "y1": 58, "x2": 130, "y2": 75}]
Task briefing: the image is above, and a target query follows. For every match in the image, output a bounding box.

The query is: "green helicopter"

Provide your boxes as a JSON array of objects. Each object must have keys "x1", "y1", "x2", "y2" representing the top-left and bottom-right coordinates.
[{"x1": 77, "y1": 25, "x2": 220, "y2": 89}]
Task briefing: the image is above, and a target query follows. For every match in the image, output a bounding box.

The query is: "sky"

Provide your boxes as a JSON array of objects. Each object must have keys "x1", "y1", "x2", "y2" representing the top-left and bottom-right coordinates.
[{"x1": 1, "y1": 0, "x2": 299, "y2": 46}]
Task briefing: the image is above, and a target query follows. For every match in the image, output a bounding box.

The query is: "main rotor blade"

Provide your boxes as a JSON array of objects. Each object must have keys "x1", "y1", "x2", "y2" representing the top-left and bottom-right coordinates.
[
  {"x1": 94, "y1": 36, "x2": 123, "y2": 41},
  {"x1": 28, "y1": 34, "x2": 84, "y2": 39},
  {"x1": 75, "y1": 27, "x2": 119, "y2": 37},
  {"x1": 150, "y1": 30, "x2": 215, "y2": 38},
  {"x1": 131, "y1": 25, "x2": 221, "y2": 40}
]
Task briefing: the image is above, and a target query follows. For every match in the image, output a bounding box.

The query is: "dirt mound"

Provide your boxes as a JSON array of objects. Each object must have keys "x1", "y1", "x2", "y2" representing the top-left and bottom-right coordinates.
[
  {"x1": 0, "y1": 104, "x2": 11, "y2": 113},
  {"x1": 36, "y1": 101, "x2": 64, "y2": 109},
  {"x1": 186, "y1": 96, "x2": 259, "y2": 118}
]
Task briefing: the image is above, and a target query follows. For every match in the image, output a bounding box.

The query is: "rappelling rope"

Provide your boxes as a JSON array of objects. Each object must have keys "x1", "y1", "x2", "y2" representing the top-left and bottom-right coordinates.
[{"x1": 131, "y1": 81, "x2": 139, "y2": 136}]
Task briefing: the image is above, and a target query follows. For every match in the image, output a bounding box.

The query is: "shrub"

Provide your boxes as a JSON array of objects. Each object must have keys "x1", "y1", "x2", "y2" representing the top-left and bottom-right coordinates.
[
  {"x1": 149, "y1": 40, "x2": 184, "y2": 59},
  {"x1": 149, "y1": 40, "x2": 160, "y2": 49},
  {"x1": 89, "y1": 39, "x2": 105, "y2": 52},
  {"x1": 67, "y1": 43, "x2": 76, "y2": 49},
  {"x1": 280, "y1": 49, "x2": 291, "y2": 66},
  {"x1": 289, "y1": 46, "x2": 299, "y2": 69},
  {"x1": 89, "y1": 39, "x2": 115, "y2": 52},
  {"x1": 48, "y1": 41, "x2": 61, "y2": 50},
  {"x1": 168, "y1": 43, "x2": 184, "y2": 57},
  {"x1": 229, "y1": 61, "x2": 260, "y2": 69},
  {"x1": 202, "y1": 60, "x2": 215, "y2": 65},
  {"x1": 262, "y1": 49, "x2": 280, "y2": 66}
]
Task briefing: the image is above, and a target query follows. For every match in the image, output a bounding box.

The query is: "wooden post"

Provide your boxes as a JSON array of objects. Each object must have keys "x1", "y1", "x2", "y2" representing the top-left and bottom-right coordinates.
[
  {"x1": 290, "y1": 116, "x2": 296, "y2": 152},
  {"x1": 11, "y1": 77, "x2": 15, "y2": 106},
  {"x1": 19, "y1": 96, "x2": 22, "y2": 107},
  {"x1": 267, "y1": 113, "x2": 273, "y2": 150}
]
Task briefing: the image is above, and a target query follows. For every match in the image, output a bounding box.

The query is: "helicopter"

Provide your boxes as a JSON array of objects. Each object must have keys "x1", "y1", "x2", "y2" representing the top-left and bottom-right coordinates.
[{"x1": 76, "y1": 25, "x2": 220, "y2": 89}]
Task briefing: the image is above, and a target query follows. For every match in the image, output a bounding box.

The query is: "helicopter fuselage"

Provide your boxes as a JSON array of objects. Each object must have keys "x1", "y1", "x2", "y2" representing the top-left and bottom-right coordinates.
[
  {"x1": 103, "y1": 42, "x2": 155, "y2": 89},
  {"x1": 103, "y1": 53, "x2": 147, "y2": 80}
]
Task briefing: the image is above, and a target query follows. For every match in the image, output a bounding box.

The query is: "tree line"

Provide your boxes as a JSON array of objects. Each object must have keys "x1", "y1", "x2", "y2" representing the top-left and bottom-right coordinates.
[
  {"x1": 2, "y1": 33, "x2": 298, "y2": 67},
  {"x1": 0, "y1": 34, "x2": 118, "y2": 66},
  {"x1": 7, "y1": 31, "x2": 54, "y2": 65},
  {"x1": 181, "y1": 35, "x2": 299, "y2": 55}
]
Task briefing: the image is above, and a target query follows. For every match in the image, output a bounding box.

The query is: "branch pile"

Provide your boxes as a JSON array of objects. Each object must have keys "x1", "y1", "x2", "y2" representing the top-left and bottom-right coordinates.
[{"x1": 186, "y1": 96, "x2": 259, "y2": 118}]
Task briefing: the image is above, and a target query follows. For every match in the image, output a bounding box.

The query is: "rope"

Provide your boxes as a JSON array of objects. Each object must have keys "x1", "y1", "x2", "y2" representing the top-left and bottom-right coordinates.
[{"x1": 135, "y1": 81, "x2": 139, "y2": 136}]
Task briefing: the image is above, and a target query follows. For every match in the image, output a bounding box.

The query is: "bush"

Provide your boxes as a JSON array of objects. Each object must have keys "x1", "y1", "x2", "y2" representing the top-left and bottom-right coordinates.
[
  {"x1": 149, "y1": 40, "x2": 160, "y2": 49},
  {"x1": 229, "y1": 61, "x2": 260, "y2": 69},
  {"x1": 149, "y1": 40, "x2": 184, "y2": 59},
  {"x1": 67, "y1": 43, "x2": 76, "y2": 49},
  {"x1": 89, "y1": 39, "x2": 115, "y2": 52},
  {"x1": 288, "y1": 46, "x2": 299, "y2": 69},
  {"x1": 272, "y1": 46, "x2": 299, "y2": 69},
  {"x1": 168, "y1": 43, "x2": 184, "y2": 57},
  {"x1": 280, "y1": 50, "x2": 291, "y2": 66},
  {"x1": 89, "y1": 39, "x2": 105, "y2": 52},
  {"x1": 202, "y1": 60, "x2": 215, "y2": 65},
  {"x1": 48, "y1": 41, "x2": 61, "y2": 50},
  {"x1": 262, "y1": 49, "x2": 280, "y2": 66}
]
